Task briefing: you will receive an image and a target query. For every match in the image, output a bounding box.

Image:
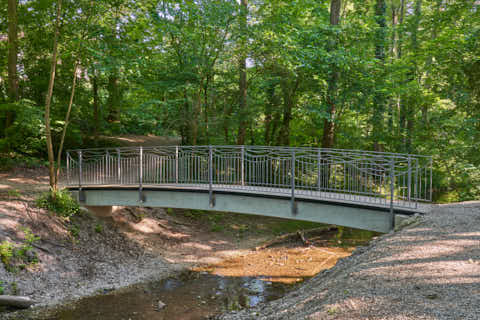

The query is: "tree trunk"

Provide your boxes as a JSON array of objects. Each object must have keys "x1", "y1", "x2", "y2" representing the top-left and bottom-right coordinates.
[
  {"x1": 191, "y1": 90, "x2": 201, "y2": 145},
  {"x1": 106, "y1": 74, "x2": 120, "y2": 122},
  {"x1": 398, "y1": 0, "x2": 406, "y2": 140},
  {"x1": 55, "y1": 62, "x2": 79, "y2": 186},
  {"x1": 321, "y1": 0, "x2": 341, "y2": 149},
  {"x1": 371, "y1": 0, "x2": 387, "y2": 152},
  {"x1": 276, "y1": 79, "x2": 299, "y2": 146},
  {"x1": 7, "y1": 0, "x2": 19, "y2": 101},
  {"x1": 0, "y1": 295, "x2": 36, "y2": 309},
  {"x1": 264, "y1": 83, "x2": 277, "y2": 145},
  {"x1": 5, "y1": 0, "x2": 19, "y2": 134},
  {"x1": 236, "y1": 0, "x2": 248, "y2": 145},
  {"x1": 44, "y1": 0, "x2": 62, "y2": 192},
  {"x1": 405, "y1": 0, "x2": 422, "y2": 153},
  {"x1": 92, "y1": 71, "x2": 100, "y2": 142}
]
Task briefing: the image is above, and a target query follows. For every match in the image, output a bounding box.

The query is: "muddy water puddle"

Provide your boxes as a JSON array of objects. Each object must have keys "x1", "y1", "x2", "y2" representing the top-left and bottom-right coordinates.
[{"x1": 53, "y1": 272, "x2": 300, "y2": 320}]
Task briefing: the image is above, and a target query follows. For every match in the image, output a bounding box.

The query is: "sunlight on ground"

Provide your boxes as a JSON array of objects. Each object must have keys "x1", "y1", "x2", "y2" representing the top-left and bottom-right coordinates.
[{"x1": 196, "y1": 246, "x2": 354, "y2": 284}]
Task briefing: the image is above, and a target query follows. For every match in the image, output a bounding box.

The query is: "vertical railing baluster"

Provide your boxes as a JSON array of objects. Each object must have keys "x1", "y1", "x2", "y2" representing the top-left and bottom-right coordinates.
[
  {"x1": 432, "y1": 157, "x2": 433, "y2": 201},
  {"x1": 291, "y1": 150, "x2": 296, "y2": 215},
  {"x1": 78, "y1": 151, "x2": 82, "y2": 189},
  {"x1": 407, "y1": 156, "x2": 412, "y2": 202},
  {"x1": 117, "y1": 148, "x2": 121, "y2": 184},
  {"x1": 241, "y1": 146, "x2": 245, "y2": 186},
  {"x1": 389, "y1": 157, "x2": 395, "y2": 230},
  {"x1": 209, "y1": 146, "x2": 214, "y2": 207},
  {"x1": 66, "y1": 152, "x2": 70, "y2": 185},
  {"x1": 175, "y1": 146, "x2": 179, "y2": 184},
  {"x1": 415, "y1": 158, "x2": 419, "y2": 209},
  {"x1": 139, "y1": 147, "x2": 143, "y2": 202}
]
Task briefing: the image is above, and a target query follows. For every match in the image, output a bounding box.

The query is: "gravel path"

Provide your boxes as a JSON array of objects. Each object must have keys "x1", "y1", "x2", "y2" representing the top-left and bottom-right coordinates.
[{"x1": 218, "y1": 202, "x2": 480, "y2": 320}]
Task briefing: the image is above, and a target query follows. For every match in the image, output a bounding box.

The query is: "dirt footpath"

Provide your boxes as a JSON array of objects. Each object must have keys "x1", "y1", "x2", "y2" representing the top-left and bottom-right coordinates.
[{"x1": 218, "y1": 202, "x2": 480, "y2": 320}]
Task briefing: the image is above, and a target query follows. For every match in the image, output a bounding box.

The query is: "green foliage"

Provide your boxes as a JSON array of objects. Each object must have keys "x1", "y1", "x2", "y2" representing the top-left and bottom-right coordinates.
[
  {"x1": 0, "y1": 281, "x2": 4, "y2": 295},
  {"x1": 36, "y1": 190, "x2": 80, "y2": 217},
  {"x1": 0, "y1": 241, "x2": 14, "y2": 268},
  {"x1": 0, "y1": 228, "x2": 40, "y2": 272},
  {"x1": 7, "y1": 189, "x2": 21, "y2": 199},
  {"x1": 4, "y1": 100, "x2": 46, "y2": 157},
  {"x1": 1, "y1": 0, "x2": 479, "y2": 204},
  {"x1": 94, "y1": 223, "x2": 104, "y2": 233},
  {"x1": 69, "y1": 224, "x2": 80, "y2": 238}
]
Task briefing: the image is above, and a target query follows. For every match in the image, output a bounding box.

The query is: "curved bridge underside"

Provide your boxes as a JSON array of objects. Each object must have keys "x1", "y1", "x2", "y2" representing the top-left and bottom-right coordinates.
[{"x1": 68, "y1": 185, "x2": 429, "y2": 233}]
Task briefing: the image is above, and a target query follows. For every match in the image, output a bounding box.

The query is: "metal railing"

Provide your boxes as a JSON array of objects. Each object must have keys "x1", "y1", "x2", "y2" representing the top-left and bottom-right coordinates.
[{"x1": 66, "y1": 145, "x2": 432, "y2": 212}]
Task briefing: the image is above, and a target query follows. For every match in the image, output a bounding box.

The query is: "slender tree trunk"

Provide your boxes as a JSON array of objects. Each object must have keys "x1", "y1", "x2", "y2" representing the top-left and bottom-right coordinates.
[
  {"x1": 92, "y1": 72, "x2": 100, "y2": 142},
  {"x1": 371, "y1": 0, "x2": 387, "y2": 151},
  {"x1": 44, "y1": 0, "x2": 62, "y2": 192},
  {"x1": 7, "y1": 0, "x2": 19, "y2": 102},
  {"x1": 405, "y1": 0, "x2": 422, "y2": 153},
  {"x1": 236, "y1": 0, "x2": 248, "y2": 145},
  {"x1": 276, "y1": 79, "x2": 299, "y2": 146},
  {"x1": 398, "y1": 0, "x2": 406, "y2": 140},
  {"x1": 106, "y1": 74, "x2": 120, "y2": 122},
  {"x1": 264, "y1": 83, "x2": 277, "y2": 145},
  {"x1": 223, "y1": 97, "x2": 232, "y2": 143},
  {"x1": 55, "y1": 62, "x2": 79, "y2": 185},
  {"x1": 322, "y1": 0, "x2": 341, "y2": 149},
  {"x1": 5, "y1": 0, "x2": 19, "y2": 134},
  {"x1": 203, "y1": 78, "x2": 210, "y2": 144},
  {"x1": 388, "y1": 3, "x2": 398, "y2": 133},
  {"x1": 191, "y1": 90, "x2": 201, "y2": 145},
  {"x1": 422, "y1": 0, "x2": 441, "y2": 128}
]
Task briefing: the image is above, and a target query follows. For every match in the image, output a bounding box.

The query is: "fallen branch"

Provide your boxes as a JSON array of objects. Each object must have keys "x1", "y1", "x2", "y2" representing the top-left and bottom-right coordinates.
[
  {"x1": 255, "y1": 226, "x2": 337, "y2": 250},
  {"x1": 31, "y1": 243, "x2": 52, "y2": 254},
  {"x1": 0, "y1": 295, "x2": 36, "y2": 309}
]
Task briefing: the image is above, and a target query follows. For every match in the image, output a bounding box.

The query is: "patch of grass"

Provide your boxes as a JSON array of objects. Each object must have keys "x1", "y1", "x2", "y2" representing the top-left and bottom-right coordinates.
[
  {"x1": 69, "y1": 224, "x2": 80, "y2": 238},
  {"x1": 36, "y1": 189, "x2": 80, "y2": 217},
  {"x1": 94, "y1": 223, "x2": 103, "y2": 233},
  {"x1": 0, "y1": 281, "x2": 4, "y2": 295},
  {"x1": 7, "y1": 189, "x2": 22, "y2": 199},
  {"x1": 210, "y1": 223, "x2": 224, "y2": 232},
  {"x1": 0, "y1": 228, "x2": 40, "y2": 272},
  {"x1": 11, "y1": 281, "x2": 18, "y2": 295},
  {"x1": 0, "y1": 241, "x2": 14, "y2": 268},
  {"x1": 327, "y1": 306, "x2": 338, "y2": 315}
]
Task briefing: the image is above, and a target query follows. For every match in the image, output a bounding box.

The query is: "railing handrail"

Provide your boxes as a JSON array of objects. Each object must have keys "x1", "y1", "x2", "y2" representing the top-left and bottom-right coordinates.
[{"x1": 67, "y1": 145, "x2": 432, "y2": 159}]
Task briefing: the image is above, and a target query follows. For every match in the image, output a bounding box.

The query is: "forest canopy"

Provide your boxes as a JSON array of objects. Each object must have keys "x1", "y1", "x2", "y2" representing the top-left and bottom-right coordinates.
[{"x1": 0, "y1": 0, "x2": 479, "y2": 201}]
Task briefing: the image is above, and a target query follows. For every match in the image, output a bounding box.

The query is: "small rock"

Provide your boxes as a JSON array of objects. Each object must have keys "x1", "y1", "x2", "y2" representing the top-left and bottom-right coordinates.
[
  {"x1": 424, "y1": 293, "x2": 439, "y2": 300},
  {"x1": 157, "y1": 300, "x2": 166, "y2": 310}
]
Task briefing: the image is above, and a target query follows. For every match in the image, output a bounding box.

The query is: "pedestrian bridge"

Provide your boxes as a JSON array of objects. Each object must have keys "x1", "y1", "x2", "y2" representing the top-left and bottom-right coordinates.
[{"x1": 65, "y1": 146, "x2": 432, "y2": 233}]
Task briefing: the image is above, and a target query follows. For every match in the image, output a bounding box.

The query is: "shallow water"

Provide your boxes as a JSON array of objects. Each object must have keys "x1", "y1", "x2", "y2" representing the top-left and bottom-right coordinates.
[{"x1": 53, "y1": 272, "x2": 302, "y2": 320}]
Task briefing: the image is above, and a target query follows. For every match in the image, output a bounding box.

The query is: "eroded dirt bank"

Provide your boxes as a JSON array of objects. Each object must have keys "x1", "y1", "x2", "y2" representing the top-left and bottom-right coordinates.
[{"x1": 217, "y1": 202, "x2": 480, "y2": 320}]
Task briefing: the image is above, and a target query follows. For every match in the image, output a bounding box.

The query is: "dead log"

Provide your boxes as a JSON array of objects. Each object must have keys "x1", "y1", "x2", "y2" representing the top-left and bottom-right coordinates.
[
  {"x1": 255, "y1": 226, "x2": 337, "y2": 250},
  {"x1": 0, "y1": 295, "x2": 36, "y2": 309}
]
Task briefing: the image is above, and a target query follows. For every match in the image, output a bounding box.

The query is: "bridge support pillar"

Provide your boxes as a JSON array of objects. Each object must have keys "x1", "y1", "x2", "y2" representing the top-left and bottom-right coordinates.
[{"x1": 83, "y1": 205, "x2": 121, "y2": 218}]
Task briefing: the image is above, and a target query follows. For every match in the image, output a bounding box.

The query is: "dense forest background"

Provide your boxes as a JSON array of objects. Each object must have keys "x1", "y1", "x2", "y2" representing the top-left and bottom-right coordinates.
[{"x1": 0, "y1": 0, "x2": 478, "y2": 201}]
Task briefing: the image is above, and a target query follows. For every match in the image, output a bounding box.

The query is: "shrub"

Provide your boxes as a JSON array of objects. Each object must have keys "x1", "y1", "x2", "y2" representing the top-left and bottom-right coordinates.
[{"x1": 36, "y1": 189, "x2": 80, "y2": 217}]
